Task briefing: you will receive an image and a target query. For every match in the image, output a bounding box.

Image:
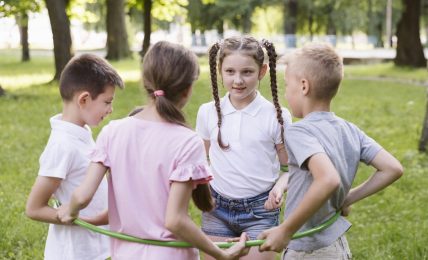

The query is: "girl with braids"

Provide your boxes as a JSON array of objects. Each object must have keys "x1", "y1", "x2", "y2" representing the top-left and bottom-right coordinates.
[
  {"x1": 196, "y1": 36, "x2": 292, "y2": 260},
  {"x1": 58, "y1": 41, "x2": 249, "y2": 260}
]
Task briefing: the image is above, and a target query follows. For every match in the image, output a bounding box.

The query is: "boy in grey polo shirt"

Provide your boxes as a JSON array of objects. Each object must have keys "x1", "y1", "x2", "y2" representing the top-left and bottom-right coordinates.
[{"x1": 258, "y1": 43, "x2": 403, "y2": 259}]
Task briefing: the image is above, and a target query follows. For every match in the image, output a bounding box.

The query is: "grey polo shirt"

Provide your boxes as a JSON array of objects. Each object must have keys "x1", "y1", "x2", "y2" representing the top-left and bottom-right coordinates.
[{"x1": 284, "y1": 111, "x2": 382, "y2": 251}]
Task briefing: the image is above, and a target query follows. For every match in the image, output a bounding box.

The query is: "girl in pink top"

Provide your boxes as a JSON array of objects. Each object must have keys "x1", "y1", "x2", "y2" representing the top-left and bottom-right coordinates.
[{"x1": 57, "y1": 41, "x2": 249, "y2": 260}]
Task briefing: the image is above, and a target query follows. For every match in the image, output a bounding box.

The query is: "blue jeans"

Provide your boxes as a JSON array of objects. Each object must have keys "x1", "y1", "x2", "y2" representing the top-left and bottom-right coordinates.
[{"x1": 202, "y1": 188, "x2": 280, "y2": 240}]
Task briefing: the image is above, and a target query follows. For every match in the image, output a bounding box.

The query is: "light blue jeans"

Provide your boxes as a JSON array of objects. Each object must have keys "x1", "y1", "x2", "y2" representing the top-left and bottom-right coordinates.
[{"x1": 202, "y1": 187, "x2": 280, "y2": 240}]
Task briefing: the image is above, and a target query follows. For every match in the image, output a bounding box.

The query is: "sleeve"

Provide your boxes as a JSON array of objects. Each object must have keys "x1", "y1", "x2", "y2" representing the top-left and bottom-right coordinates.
[
  {"x1": 169, "y1": 135, "x2": 213, "y2": 189},
  {"x1": 196, "y1": 104, "x2": 210, "y2": 140},
  {"x1": 89, "y1": 125, "x2": 111, "y2": 167},
  {"x1": 285, "y1": 125, "x2": 325, "y2": 169},
  {"x1": 273, "y1": 107, "x2": 293, "y2": 144},
  {"x1": 38, "y1": 142, "x2": 75, "y2": 179},
  {"x1": 358, "y1": 128, "x2": 383, "y2": 164}
]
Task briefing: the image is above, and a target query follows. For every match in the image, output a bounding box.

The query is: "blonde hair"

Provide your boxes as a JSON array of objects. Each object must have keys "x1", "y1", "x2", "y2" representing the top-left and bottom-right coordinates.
[{"x1": 286, "y1": 43, "x2": 343, "y2": 100}]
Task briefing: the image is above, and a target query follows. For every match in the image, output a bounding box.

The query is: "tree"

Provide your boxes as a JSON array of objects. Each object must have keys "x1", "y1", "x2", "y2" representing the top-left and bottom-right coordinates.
[
  {"x1": 130, "y1": 0, "x2": 187, "y2": 59},
  {"x1": 284, "y1": 0, "x2": 297, "y2": 47},
  {"x1": 419, "y1": 95, "x2": 428, "y2": 152},
  {"x1": 141, "y1": 0, "x2": 152, "y2": 58},
  {"x1": 0, "y1": 0, "x2": 41, "y2": 62},
  {"x1": 394, "y1": 0, "x2": 426, "y2": 67},
  {"x1": 0, "y1": 84, "x2": 5, "y2": 96},
  {"x1": 45, "y1": 0, "x2": 73, "y2": 80},
  {"x1": 106, "y1": 0, "x2": 131, "y2": 60}
]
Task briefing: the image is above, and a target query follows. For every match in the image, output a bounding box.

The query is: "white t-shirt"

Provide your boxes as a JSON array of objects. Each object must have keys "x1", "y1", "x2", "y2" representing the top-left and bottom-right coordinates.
[
  {"x1": 196, "y1": 92, "x2": 292, "y2": 198},
  {"x1": 38, "y1": 114, "x2": 109, "y2": 260}
]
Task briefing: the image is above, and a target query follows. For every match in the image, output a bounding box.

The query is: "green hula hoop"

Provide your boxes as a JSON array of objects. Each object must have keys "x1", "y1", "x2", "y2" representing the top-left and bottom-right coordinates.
[{"x1": 72, "y1": 211, "x2": 340, "y2": 248}]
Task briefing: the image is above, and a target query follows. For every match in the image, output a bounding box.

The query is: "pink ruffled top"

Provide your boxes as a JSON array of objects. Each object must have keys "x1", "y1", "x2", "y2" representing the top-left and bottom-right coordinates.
[{"x1": 90, "y1": 117, "x2": 212, "y2": 260}]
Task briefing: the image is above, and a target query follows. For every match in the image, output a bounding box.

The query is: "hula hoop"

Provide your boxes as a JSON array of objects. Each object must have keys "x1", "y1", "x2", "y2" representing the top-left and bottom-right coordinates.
[{"x1": 55, "y1": 198, "x2": 340, "y2": 248}]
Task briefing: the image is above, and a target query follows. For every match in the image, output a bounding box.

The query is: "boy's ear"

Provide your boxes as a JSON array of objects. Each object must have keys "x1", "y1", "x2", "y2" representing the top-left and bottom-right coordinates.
[
  {"x1": 258, "y1": 64, "x2": 268, "y2": 80},
  {"x1": 77, "y1": 91, "x2": 91, "y2": 107},
  {"x1": 301, "y1": 78, "x2": 310, "y2": 96}
]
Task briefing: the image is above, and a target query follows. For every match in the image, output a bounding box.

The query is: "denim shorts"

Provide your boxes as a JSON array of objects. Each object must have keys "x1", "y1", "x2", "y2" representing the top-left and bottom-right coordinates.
[{"x1": 202, "y1": 187, "x2": 280, "y2": 240}]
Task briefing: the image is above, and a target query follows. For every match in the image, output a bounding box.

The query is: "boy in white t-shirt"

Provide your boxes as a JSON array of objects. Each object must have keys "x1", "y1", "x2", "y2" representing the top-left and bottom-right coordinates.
[{"x1": 25, "y1": 54, "x2": 124, "y2": 260}]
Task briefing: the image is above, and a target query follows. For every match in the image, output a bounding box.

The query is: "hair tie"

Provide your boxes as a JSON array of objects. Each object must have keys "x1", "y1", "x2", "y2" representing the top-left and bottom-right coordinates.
[{"x1": 153, "y1": 90, "x2": 164, "y2": 97}]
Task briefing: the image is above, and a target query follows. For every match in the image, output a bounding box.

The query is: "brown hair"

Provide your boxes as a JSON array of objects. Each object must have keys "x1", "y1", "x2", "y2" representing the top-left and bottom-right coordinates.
[
  {"x1": 142, "y1": 41, "x2": 213, "y2": 212},
  {"x1": 142, "y1": 41, "x2": 199, "y2": 127},
  {"x1": 287, "y1": 43, "x2": 343, "y2": 100},
  {"x1": 208, "y1": 36, "x2": 284, "y2": 150},
  {"x1": 60, "y1": 54, "x2": 124, "y2": 101}
]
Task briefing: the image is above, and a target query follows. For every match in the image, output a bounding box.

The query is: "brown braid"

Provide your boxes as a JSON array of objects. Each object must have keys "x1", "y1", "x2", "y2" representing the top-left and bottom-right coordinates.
[
  {"x1": 262, "y1": 39, "x2": 285, "y2": 144},
  {"x1": 208, "y1": 42, "x2": 230, "y2": 150}
]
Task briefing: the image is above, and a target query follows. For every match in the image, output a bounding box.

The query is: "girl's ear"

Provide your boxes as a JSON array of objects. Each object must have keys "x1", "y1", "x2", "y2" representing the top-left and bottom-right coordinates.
[
  {"x1": 183, "y1": 85, "x2": 193, "y2": 99},
  {"x1": 301, "y1": 78, "x2": 310, "y2": 96},
  {"x1": 258, "y1": 64, "x2": 268, "y2": 80},
  {"x1": 77, "y1": 91, "x2": 91, "y2": 107}
]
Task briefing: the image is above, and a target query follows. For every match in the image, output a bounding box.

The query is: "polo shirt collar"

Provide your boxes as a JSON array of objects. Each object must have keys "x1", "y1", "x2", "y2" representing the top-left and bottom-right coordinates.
[
  {"x1": 50, "y1": 114, "x2": 93, "y2": 144},
  {"x1": 221, "y1": 91, "x2": 263, "y2": 117},
  {"x1": 305, "y1": 111, "x2": 336, "y2": 121}
]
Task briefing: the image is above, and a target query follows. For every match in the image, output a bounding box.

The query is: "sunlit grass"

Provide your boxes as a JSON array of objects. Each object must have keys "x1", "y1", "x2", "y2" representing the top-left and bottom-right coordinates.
[{"x1": 1, "y1": 51, "x2": 427, "y2": 259}]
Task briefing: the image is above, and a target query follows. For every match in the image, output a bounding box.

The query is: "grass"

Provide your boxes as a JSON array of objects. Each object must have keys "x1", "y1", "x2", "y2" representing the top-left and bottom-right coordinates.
[{"x1": 1, "y1": 51, "x2": 428, "y2": 259}]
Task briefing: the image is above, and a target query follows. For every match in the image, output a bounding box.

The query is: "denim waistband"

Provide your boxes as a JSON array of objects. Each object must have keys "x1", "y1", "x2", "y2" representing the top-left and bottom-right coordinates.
[{"x1": 211, "y1": 187, "x2": 270, "y2": 210}]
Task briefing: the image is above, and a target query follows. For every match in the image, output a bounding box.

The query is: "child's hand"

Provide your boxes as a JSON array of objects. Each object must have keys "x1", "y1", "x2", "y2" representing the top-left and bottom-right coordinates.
[
  {"x1": 341, "y1": 204, "x2": 352, "y2": 217},
  {"x1": 56, "y1": 204, "x2": 78, "y2": 225},
  {"x1": 222, "y1": 232, "x2": 250, "y2": 260},
  {"x1": 264, "y1": 183, "x2": 286, "y2": 210},
  {"x1": 257, "y1": 225, "x2": 291, "y2": 253}
]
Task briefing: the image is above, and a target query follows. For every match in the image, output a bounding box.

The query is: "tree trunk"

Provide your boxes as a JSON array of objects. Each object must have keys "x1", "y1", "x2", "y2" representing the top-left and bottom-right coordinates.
[
  {"x1": 45, "y1": 0, "x2": 73, "y2": 80},
  {"x1": 106, "y1": 0, "x2": 131, "y2": 60},
  {"x1": 284, "y1": 0, "x2": 297, "y2": 48},
  {"x1": 216, "y1": 21, "x2": 224, "y2": 39},
  {"x1": 419, "y1": 90, "x2": 428, "y2": 151},
  {"x1": 0, "y1": 85, "x2": 5, "y2": 96},
  {"x1": 242, "y1": 10, "x2": 252, "y2": 33},
  {"x1": 140, "y1": 0, "x2": 152, "y2": 59},
  {"x1": 17, "y1": 12, "x2": 30, "y2": 62},
  {"x1": 201, "y1": 30, "x2": 207, "y2": 46},
  {"x1": 394, "y1": 0, "x2": 426, "y2": 67}
]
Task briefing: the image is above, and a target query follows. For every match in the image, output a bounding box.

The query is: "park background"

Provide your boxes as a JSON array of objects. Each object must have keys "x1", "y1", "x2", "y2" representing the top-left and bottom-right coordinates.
[{"x1": 1, "y1": 0, "x2": 428, "y2": 259}]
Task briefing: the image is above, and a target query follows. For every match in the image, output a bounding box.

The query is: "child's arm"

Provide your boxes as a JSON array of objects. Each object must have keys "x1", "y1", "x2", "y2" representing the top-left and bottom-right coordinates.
[
  {"x1": 258, "y1": 153, "x2": 340, "y2": 252},
  {"x1": 26, "y1": 176, "x2": 63, "y2": 224},
  {"x1": 342, "y1": 149, "x2": 403, "y2": 212},
  {"x1": 57, "y1": 162, "x2": 107, "y2": 224},
  {"x1": 80, "y1": 209, "x2": 108, "y2": 226},
  {"x1": 165, "y1": 181, "x2": 250, "y2": 260},
  {"x1": 265, "y1": 143, "x2": 289, "y2": 210}
]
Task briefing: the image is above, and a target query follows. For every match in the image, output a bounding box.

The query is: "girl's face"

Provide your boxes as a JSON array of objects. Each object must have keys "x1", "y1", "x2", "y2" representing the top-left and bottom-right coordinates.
[{"x1": 221, "y1": 53, "x2": 265, "y2": 108}]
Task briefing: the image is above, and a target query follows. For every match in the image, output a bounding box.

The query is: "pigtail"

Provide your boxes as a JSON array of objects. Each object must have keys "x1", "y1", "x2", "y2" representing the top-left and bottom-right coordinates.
[
  {"x1": 192, "y1": 183, "x2": 214, "y2": 212},
  {"x1": 152, "y1": 91, "x2": 188, "y2": 128},
  {"x1": 262, "y1": 39, "x2": 285, "y2": 144},
  {"x1": 209, "y1": 42, "x2": 230, "y2": 150}
]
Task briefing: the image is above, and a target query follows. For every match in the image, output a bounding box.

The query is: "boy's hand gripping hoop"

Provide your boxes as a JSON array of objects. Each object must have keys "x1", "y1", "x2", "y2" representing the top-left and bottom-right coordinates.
[{"x1": 54, "y1": 200, "x2": 340, "y2": 248}]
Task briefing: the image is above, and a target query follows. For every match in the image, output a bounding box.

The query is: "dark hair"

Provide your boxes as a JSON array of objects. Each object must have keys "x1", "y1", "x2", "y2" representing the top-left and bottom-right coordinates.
[
  {"x1": 142, "y1": 41, "x2": 199, "y2": 127},
  {"x1": 142, "y1": 41, "x2": 213, "y2": 212},
  {"x1": 208, "y1": 36, "x2": 284, "y2": 150},
  {"x1": 59, "y1": 54, "x2": 124, "y2": 101}
]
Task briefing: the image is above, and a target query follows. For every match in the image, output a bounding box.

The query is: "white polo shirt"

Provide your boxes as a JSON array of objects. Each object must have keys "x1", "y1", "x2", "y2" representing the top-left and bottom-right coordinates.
[
  {"x1": 38, "y1": 114, "x2": 109, "y2": 260},
  {"x1": 196, "y1": 92, "x2": 292, "y2": 198}
]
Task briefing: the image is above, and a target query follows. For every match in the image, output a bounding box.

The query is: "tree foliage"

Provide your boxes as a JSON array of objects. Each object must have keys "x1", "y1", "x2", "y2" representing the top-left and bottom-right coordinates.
[{"x1": 0, "y1": 0, "x2": 41, "y2": 17}]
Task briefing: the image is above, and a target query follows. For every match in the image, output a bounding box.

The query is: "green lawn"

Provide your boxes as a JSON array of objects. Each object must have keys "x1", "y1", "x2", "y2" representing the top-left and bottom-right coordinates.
[{"x1": 1, "y1": 51, "x2": 427, "y2": 259}]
